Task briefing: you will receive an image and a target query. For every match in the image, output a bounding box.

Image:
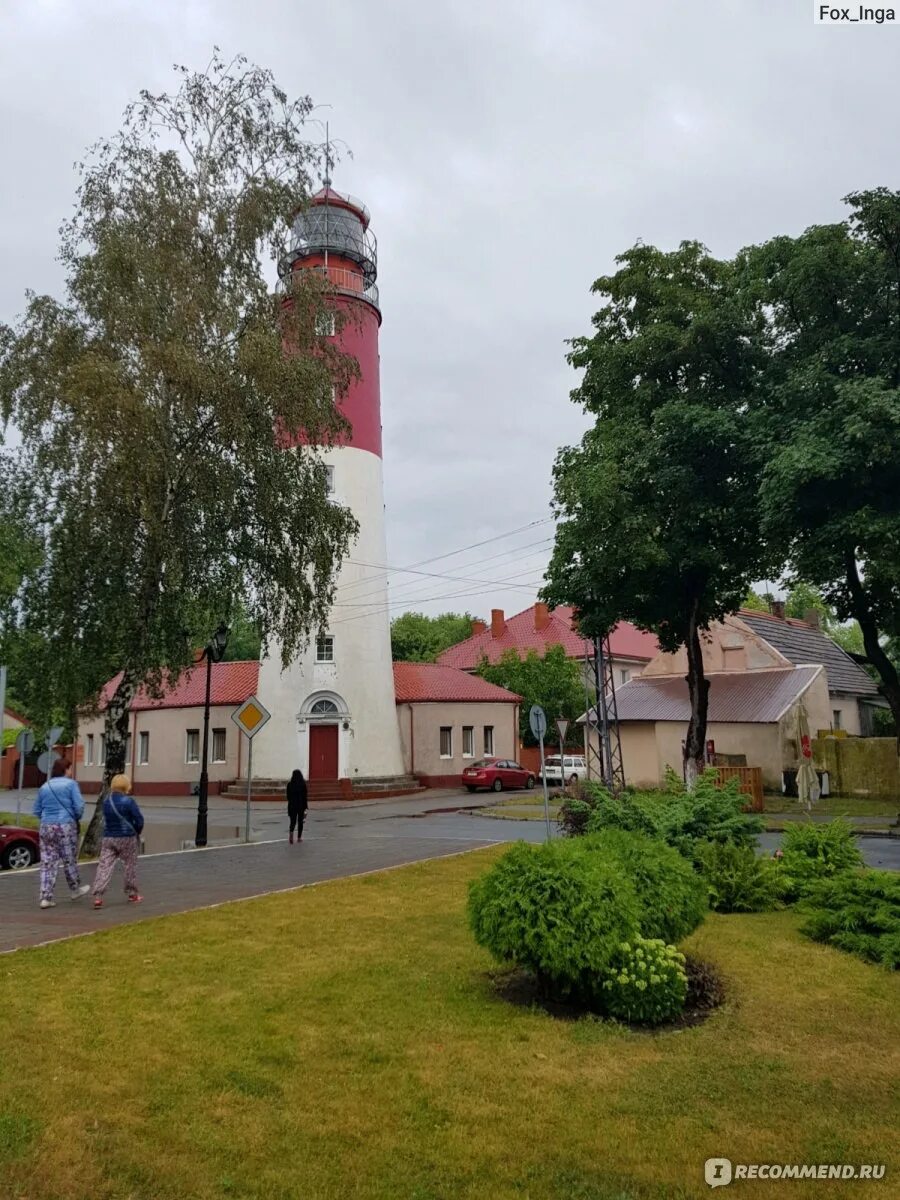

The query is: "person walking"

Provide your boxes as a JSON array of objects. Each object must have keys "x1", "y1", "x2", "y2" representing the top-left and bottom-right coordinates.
[
  {"x1": 92, "y1": 774, "x2": 144, "y2": 908},
  {"x1": 286, "y1": 768, "x2": 308, "y2": 844},
  {"x1": 34, "y1": 759, "x2": 89, "y2": 909}
]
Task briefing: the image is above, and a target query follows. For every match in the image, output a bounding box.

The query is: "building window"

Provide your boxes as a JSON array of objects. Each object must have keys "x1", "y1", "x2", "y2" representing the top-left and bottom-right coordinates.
[
  {"x1": 316, "y1": 634, "x2": 334, "y2": 663},
  {"x1": 833, "y1": 710, "x2": 842, "y2": 731},
  {"x1": 440, "y1": 727, "x2": 453, "y2": 758},
  {"x1": 325, "y1": 465, "x2": 335, "y2": 494},
  {"x1": 483, "y1": 726, "x2": 494, "y2": 756},
  {"x1": 620, "y1": 669, "x2": 631, "y2": 685},
  {"x1": 138, "y1": 731, "x2": 150, "y2": 766},
  {"x1": 310, "y1": 698, "x2": 339, "y2": 716},
  {"x1": 462, "y1": 726, "x2": 474, "y2": 758},
  {"x1": 186, "y1": 730, "x2": 200, "y2": 764},
  {"x1": 86, "y1": 734, "x2": 94, "y2": 766},
  {"x1": 316, "y1": 311, "x2": 336, "y2": 337},
  {"x1": 125, "y1": 733, "x2": 132, "y2": 765},
  {"x1": 212, "y1": 729, "x2": 226, "y2": 763},
  {"x1": 99, "y1": 735, "x2": 106, "y2": 766}
]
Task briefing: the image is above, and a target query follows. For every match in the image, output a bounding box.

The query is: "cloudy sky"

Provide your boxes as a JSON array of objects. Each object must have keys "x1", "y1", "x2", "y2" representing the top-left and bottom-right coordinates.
[{"x1": 2, "y1": 0, "x2": 897, "y2": 623}]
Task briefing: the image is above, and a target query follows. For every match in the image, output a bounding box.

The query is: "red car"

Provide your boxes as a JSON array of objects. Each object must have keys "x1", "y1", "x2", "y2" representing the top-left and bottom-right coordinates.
[
  {"x1": 0, "y1": 824, "x2": 40, "y2": 870},
  {"x1": 463, "y1": 759, "x2": 536, "y2": 794}
]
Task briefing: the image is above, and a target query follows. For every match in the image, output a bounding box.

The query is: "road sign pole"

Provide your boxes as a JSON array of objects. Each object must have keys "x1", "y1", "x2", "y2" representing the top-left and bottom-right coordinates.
[
  {"x1": 538, "y1": 732, "x2": 551, "y2": 840},
  {"x1": 16, "y1": 749, "x2": 25, "y2": 820},
  {"x1": 244, "y1": 734, "x2": 253, "y2": 844}
]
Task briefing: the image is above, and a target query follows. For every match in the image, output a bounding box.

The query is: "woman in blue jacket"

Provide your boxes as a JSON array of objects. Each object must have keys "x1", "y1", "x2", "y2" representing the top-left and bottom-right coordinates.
[
  {"x1": 33, "y1": 759, "x2": 89, "y2": 909},
  {"x1": 92, "y1": 773, "x2": 145, "y2": 908}
]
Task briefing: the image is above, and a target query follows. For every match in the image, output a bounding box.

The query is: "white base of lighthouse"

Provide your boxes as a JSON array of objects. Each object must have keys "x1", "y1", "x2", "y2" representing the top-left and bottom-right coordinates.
[{"x1": 251, "y1": 446, "x2": 405, "y2": 785}]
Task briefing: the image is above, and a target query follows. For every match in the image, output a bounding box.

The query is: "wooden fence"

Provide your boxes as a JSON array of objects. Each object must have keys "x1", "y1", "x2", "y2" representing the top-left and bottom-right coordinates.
[{"x1": 714, "y1": 765, "x2": 764, "y2": 812}]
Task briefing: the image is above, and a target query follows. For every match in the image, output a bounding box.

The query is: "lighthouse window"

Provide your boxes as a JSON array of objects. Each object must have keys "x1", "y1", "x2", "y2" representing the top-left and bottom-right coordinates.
[
  {"x1": 325, "y1": 465, "x2": 335, "y2": 494},
  {"x1": 311, "y1": 699, "x2": 339, "y2": 716},
  {"x1": 439, "y1": 727, "x2": 453, "y2": 759},
  {"x1": 316, "y1": 311, "x2": 336, "y2": 337},
  {"x1": 316, "y1": 635, "x2": 335, "y2": 663}
]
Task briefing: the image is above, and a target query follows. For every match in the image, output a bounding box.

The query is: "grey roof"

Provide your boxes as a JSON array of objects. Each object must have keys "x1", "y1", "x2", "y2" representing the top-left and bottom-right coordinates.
[
  {"x1": 587, "y1": 666, "x2": 822, "y2": 725},
  {"x1": 739, "y1": 612, "x2": 880, "y2": 698}
]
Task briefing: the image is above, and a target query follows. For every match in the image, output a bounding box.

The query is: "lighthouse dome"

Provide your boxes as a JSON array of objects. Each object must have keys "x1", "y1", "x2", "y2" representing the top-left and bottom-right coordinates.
[{"x1": 287, "y1": 187, "x2": 377, "y2": 286}]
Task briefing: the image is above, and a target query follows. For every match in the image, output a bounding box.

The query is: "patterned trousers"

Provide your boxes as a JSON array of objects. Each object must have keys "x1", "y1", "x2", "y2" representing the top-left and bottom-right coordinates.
[
  {"x1": 92, "y1": 837, "x2": 140, "y2": 897},
  {"x1": 39, "y1": 823, "x2": 82, "y2": 902}
]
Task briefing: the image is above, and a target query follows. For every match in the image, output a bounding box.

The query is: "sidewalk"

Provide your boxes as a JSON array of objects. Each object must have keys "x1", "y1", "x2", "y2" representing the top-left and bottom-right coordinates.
[{"x1": 0, "y1": 828, "x2": 497, "y2": 954}]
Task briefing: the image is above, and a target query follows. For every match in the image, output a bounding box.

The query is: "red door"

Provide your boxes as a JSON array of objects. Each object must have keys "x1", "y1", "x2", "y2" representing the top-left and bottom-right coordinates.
[{"x1": 309, "y1": 724, "x2": 339, "y2": 780}]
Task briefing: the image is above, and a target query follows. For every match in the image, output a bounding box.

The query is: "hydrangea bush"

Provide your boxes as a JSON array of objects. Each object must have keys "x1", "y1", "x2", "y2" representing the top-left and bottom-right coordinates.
[{"x1": 600, "y1": 937, "x2": 688, "y2": 1025}]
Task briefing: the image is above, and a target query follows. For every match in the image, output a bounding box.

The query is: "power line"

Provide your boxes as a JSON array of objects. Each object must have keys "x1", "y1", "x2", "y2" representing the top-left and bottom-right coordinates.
[
  {"x1": 332, "y1": 553, "x2": 553, "y2": 604},
  {"x1": 335, "y1": 517, "x2": 553, "y2": 597},
  {"x1": 330, "y1": 568, "x2": 549, "y2": 627}
]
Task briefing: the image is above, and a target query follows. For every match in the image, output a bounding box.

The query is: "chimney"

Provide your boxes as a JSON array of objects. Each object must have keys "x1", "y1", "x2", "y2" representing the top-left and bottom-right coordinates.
[
  {"x1": 770, "y1": 600, "x2": 786, "y2": 620},
  {"x1": 803, "y1": 609, "x2": 820, "y2": 629},
  {"x1": 471, "y1": 619, "x2": 487, "y2": 636},
  {"x1": 534, "y1": 602, "x2": 551, "y2": 632},
  {"x1": 491, "y1": 608, "x2": 505, "y2": 639}
]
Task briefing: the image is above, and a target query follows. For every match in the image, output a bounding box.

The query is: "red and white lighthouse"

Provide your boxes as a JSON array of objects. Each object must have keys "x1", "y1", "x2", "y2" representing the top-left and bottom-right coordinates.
[{"x1": 253, "y1": 185, "x2": 406, "y2": 793}]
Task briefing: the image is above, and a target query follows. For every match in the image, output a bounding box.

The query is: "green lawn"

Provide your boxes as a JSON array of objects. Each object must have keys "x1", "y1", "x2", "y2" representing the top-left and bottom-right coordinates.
[
  {"x1": 0, "y1": 810, "x2": 38, "y2": 829},
  {"x1": 764, "y1": 795, "x2": 899, "y2": 818},
  {"x1": 1, "y1": 848, "x2": 897, "y2": 1200}
]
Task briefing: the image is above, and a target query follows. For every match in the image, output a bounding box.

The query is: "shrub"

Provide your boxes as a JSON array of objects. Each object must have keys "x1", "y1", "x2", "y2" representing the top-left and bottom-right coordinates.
[
  {"x1": 582, "y1": 829, "x2": 707, "y2": 943},
  {"x1": 557, "y1": 795, "x2": 597, "y2": 838},
  {"x1": 600, "y1": 937, "x2": 688, "y2": 1025},
  {"x1": 467, "y1": 840, "x2": 641, "y2": 1001},
  {"x1": 580, "y1": 770, "x2": 763, "y2": 858},
  {"x1": 800, "y1": 869, "x2": 900, "y2": 969},
  {"x1": 779, "y1": 819, "x2": 863, "y2": 901},
  {"x1": 695, "y1": 841, "x2": 782, "y2": 912}
]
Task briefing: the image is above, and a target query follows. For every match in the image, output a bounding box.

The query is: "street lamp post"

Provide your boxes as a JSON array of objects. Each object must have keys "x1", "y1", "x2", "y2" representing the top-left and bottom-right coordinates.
[{"x1": 195, "y1": 623, "x2": 229, "y2": 849}]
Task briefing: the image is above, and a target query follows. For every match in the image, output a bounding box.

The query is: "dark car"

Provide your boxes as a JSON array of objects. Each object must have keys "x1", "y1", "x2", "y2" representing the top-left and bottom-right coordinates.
[
  {"x1": 0, "y1": 824, "x2": 40, "y2": 870},
  {"x1": 462, "y1": 759, "x2": 535, "y2": 794}
]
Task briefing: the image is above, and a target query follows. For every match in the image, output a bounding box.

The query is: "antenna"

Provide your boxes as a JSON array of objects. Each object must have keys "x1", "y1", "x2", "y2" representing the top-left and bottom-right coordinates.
[{"x1": 323, "y1": 121, "x2": 333, "y2": 188}]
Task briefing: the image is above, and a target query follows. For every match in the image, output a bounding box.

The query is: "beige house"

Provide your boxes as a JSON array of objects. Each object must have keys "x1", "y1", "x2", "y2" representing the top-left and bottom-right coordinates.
[
  {"x1": 587, "y1": 616, "x2": 832, "y2": 791},
  {"x1": 393, "y1": 662, "x2": 521, "y2": 786},
  {"x1": 77, "y1": 662, "x2": 259, "y2": 796}
]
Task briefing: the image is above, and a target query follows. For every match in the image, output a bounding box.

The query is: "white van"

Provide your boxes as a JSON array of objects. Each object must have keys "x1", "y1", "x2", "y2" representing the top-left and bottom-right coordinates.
[{"x1": 540, "y1": 755, "x2": 588, "y2": 787}]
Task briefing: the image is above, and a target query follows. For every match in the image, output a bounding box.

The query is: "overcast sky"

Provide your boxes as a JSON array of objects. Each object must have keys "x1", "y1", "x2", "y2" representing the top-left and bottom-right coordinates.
[{"x1": 2, "y1": 1, "x2": 897, "y2": 623}]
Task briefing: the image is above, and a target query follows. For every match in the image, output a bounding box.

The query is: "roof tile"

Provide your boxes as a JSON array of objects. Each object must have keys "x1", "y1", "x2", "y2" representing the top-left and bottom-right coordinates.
[
  {"x1": 738, "y1": 611, "x2": 879, "y2": 697},
  {"x1": 436, "y1": 604, "x2": 657, "y2": 670},
  {"x1": 99, "y1": 661, "x2": 260, "y2": 711},
  {"x1": 393, "y1": 662, "x2": 521, "y2": 704}
]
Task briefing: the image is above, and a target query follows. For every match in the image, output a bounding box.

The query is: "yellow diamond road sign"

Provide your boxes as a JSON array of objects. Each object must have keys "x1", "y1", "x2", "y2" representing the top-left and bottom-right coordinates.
[{"x1": 232, "y1": 695, "x2": 271, "y2": 739}]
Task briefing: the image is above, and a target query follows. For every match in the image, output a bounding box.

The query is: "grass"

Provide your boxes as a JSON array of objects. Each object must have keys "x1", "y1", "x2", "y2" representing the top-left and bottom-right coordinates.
[
  {"x1": 0, "y1": 810, "x2": 38, "y2": 829},
  {"x1": 764, "y1": 795, "x2": 899, "y2": 818},
  {"x1": 1, "y1": 849, "x2": 898, "y2": 1200}
]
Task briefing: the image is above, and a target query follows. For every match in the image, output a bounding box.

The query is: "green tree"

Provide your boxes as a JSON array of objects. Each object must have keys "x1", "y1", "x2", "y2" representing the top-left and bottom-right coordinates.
[
  {"x1": 743, "y1": 588, "x2": 770, "y2": 612},
  {"x1": 544, "y1": 242, "x2": 772, "y2": 785},
  {"x1": 390, "y1": 611, "x2": 480, "y2": 662},
  {"x1": 0, "y1": 53, "x2": 357, "y2": 851},
  {"x1": 476, "y1": 645, "x2": 588, "y2": 748},
  {"x1": 745, "y1": 189, "x2": 900, "y2": 733},
  {"x1": 221, "y1": 601, "x2": 263, "y2": 663}
]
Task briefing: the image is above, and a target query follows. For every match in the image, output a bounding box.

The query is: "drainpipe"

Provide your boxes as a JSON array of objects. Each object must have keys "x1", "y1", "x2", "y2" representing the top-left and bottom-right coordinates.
[{"x1": 409, "y1": 705, "x2": 415, "y2": 775}]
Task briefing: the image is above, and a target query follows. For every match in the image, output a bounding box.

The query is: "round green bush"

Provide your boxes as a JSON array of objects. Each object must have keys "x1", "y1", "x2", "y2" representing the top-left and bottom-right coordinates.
[
  {"x1": 581, "y1": 829, "x2": 707, "y2": 943},
  {"x1": 467, "y1": 840, "x2": 642, "y2": 1001},
  {"x1": 600, "y1": 937, "x2": 688, "y2": 1025},
  {"x1": 695, "y1": 840, "x2": 782, "y2": 912}
]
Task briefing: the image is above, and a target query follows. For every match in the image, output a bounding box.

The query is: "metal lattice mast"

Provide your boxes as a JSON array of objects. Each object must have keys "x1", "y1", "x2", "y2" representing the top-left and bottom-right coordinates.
[{"x1": 592, "y1": 635, "x2": 626, "y2": 792}]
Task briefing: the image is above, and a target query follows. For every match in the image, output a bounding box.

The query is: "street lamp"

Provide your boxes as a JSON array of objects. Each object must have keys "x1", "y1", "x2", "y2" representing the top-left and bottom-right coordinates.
[{"x1": 195, "y1": 622, "x2": 229, "y2": 848}]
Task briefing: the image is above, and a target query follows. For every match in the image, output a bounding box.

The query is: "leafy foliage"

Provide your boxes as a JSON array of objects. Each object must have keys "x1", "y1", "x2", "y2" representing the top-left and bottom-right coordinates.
[
  {"x1": 694, "y1": 841, "x2": 782, "y2": 913},
  {"x1": 581, "y1": 829, "x2": 707, "y2": 944},
  {"x1": 390, "y1": 611, "x2": 480, "y2": 663},
  {"x1": 800, "y1": 870, "x2": 900, "y2": 969},
  {"x1": 476, "y1": 645, "x2": 588, "y2": 747},
  {"x1": 744, "y1": 189, "x2": 900, "y2": 730},
  {"x1": 581, "y1": 771, "x2": 763, "y2": 858},
  {"x1": 543, "y1": 241, "x2": 774, "y2": 783},
  {"x1": 684, "y1": 955, "x2": 727, "y2": 1014},
  {"x1": 600, "y1": 938, "x2": 688, "y2": 1026},
  {"x1": 467, "y1": 840, "x2": 641, "y2": 1002},
  {"x1": 0, "y1": 53, "x2": 357, "y2": 849},
  {"x1": 778, "y1": 820, "x2": 864, "y2": 901}
]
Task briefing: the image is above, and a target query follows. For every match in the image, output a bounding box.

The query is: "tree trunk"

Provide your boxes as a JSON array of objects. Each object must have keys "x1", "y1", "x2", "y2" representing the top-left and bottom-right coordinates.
[
  {"x1": 683, "y1": 600, "x2": 711, "y2": 790},
  {"x1": 80, "y1": 672, "x2": 138, "y2": 857},
  {"x1": 845, "y1": 556, "x2": 900, "y2": 739}
]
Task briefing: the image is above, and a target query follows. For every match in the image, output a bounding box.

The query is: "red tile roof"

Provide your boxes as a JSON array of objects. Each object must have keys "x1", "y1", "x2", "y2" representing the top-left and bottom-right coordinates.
[
  {"x1": 393, "y1": 662, "x2": 521, "y2": 704},
  {"x1": 99, "y1": 661, "x2": 260, "y2": 711},
  {"x1": 436, "y1": 604, "x2": 658, "y2": 670}
]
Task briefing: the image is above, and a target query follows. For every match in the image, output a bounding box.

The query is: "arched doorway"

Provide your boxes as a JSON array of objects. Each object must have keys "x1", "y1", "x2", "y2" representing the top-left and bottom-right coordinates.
[{"x1": 299, "y1": 692, "x2": 349, "y2": 781}]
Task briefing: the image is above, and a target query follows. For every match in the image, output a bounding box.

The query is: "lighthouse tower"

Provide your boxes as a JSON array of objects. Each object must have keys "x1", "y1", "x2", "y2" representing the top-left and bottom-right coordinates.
[{"x1": 252, "y1": 183, "x2": 406, "y2": 794}]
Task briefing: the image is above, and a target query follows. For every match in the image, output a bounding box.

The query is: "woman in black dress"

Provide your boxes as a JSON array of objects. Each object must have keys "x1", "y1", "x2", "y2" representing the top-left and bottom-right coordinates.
[{"x1": 286, "y1": 769, "x2": 308, "y2": 844}]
